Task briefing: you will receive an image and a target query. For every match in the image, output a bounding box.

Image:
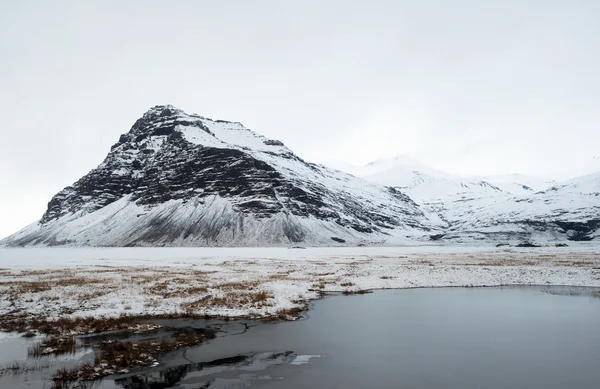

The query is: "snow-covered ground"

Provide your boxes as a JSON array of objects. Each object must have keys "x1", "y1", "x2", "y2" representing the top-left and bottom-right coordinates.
[{"x1": 1, "y1": 246, "x2": 599, "y2": 322}]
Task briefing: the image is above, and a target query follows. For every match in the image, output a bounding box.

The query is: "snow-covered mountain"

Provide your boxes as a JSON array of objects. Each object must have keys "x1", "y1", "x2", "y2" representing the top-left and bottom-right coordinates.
[
  {"x1": 333, "y1": 156, "x2": 600, "y2": 243},
  {"x1": 2, "y1": 107, "x2": 598, "y2": 247},
  {"x1": 331, "y1": 155, "x2": 555, "y2": 202},
  {"x1": 1, "y1": 106, "x2": 437, "y2": 247}
]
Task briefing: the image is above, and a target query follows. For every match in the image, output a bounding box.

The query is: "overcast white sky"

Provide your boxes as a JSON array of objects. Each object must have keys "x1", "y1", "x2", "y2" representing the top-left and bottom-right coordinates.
[{"x1": 1, "y1": 0, "x2": 599, "y2": 238}]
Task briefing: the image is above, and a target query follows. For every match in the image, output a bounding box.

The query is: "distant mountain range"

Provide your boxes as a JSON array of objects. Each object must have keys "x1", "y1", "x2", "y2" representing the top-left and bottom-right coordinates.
[
  {"x1": 329, "y1": 155, "x2": 558, "y2": 201},
  {"x1": 332, "y1": 156, "x2": 600, "y2": 242},
  {"x1": 2, "y1": 106, "x2": 598, "y2": 246}
]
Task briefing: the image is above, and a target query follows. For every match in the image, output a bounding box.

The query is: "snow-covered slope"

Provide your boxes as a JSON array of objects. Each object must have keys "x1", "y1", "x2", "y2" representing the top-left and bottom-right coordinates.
[
  {"x1": 547, "y1": 172, "x2": 600, "y2": 196},
  {"x1": 332, "y1": 156, "x2": 600, "y2": 243},
  {"x1": 1, "y1": 106, "x2": 438, "y2": 247},
  {"x1": 335, "y1": 155, "x2": 552, "y2": 202},
  {"x1": 477, "y1": 174, "x2": 557, "y2": 196}
]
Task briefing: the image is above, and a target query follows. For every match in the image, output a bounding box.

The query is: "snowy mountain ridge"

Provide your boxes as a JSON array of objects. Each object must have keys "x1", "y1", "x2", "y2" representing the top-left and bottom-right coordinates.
[
  {"x1": 2, "y1": 106, "x2": 599, "y2": 246},
  {"x1": 334, "y1": 156, "x2": 600, "y2": 242},
  {"x1": 1, "y1": 105, "x2": 436, "y2": 247},
  {"x1": 333, "y1": 155, "x2": 558, "y2": 201}
]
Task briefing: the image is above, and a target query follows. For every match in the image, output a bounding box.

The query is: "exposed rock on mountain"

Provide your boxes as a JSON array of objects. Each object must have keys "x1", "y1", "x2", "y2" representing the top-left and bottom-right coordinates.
[{"x1": 2, "y1": 106, "x2": 435, "y2": 247}]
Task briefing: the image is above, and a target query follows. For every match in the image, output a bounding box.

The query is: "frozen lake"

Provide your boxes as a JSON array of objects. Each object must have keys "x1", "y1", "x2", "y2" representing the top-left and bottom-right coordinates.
[{"x1": 1, "y1": 286, "x2": 599, "y2": 388}]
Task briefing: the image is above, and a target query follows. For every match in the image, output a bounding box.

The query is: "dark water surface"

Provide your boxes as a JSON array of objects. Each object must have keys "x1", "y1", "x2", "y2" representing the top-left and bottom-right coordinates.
[{"x1": 2, "y1": 286, "x2": 599, "y2": 389}]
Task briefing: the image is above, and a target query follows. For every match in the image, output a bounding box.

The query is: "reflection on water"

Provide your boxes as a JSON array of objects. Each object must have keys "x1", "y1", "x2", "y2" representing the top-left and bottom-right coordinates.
[{"x1": 115, "y1": 352, "x2": 295, "y2": 389}]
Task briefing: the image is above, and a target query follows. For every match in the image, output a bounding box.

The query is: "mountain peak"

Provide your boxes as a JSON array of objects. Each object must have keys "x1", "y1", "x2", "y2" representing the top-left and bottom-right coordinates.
[
  {"x1": 1, "y1": 106, "x2": 431, "y2": 247},
  {"x1": 141, "y1": 104, "x2": 186, "y2": 119}
]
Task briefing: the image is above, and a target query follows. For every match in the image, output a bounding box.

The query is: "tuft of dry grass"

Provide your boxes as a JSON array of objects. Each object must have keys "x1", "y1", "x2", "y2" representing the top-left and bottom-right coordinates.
[
  {"x1": 53, "y1": 365, "x2": 85, "y2": 388},
  {"x1": 262, "y1": 307, "x2": 306, "y2": 322},
  {"x1": 28, "y1": 335, "x2": 76, "y2": 357}
]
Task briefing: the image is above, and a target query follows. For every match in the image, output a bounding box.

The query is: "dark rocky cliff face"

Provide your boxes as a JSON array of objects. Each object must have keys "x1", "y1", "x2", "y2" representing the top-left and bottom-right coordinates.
[{"x1": 5, "y1": 105, "x2": 431, "y2": 247}]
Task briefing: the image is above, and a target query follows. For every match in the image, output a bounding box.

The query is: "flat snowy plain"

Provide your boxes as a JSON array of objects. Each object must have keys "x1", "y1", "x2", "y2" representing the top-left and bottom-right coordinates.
[{"x1": 1, "y1": 245, "x2": 600, "y2": 321}]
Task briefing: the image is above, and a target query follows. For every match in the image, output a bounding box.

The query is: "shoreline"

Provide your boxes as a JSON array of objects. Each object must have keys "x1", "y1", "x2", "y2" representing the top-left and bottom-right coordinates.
[
  {"x1": 1, "y1": 246, "x2": 599, "y2": 327},
  {"x1": 1, "y1": 281, "x2": 599, "y2": 386}
]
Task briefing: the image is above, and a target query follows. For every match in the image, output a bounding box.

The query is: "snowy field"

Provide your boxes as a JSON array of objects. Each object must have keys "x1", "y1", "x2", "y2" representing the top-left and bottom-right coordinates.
[{"x1": 1, "y1": 245, "x2": 600, "y2": 322}]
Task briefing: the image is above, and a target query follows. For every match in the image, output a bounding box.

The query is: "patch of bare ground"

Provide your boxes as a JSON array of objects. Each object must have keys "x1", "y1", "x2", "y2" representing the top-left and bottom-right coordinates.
[{"x1": 52, "y1": 329, "x2": 216, "y2": 386}]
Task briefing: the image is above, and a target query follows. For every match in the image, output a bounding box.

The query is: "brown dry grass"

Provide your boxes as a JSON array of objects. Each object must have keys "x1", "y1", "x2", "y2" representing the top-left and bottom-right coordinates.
[
  {"x1": 466, "y1": 260, "x2": 539, "y2": 267},
  {"x1": 181, "y1": 290, "x2": 273, "y2": 313},
  {"x1": 0, "y1": 313, "x2": 158, "y2": 336},
  {"x1": 554, "y1": 260, "x2": 596, "y2": 267},
  {"x1": 1, "y1": 280, "x2": 53, "y2": 294},
  {"x1": 144, "y1": 281, "x2": 210, "y2": 299},
  {"x1": 309, "y1": 272, "x2": 336, "y2": 277},
  {"x1": 52, "y1": 329, "x2": 216, "y2": 385},
  {"x1": 217, "y1": 281, "x2": 262, "y2": 290},
  {"x1": 76, "y1": 290, "x2": 108, "y2": 301},
  {"x1": 268, "y1": 274, "x2": 288, "y2": 281},
  {"x1": 262, "y1": 307, "x2": 306, "y2": 322},
  {"x1": 51, "y1": 277, "x2": 105, "y2": 287}
]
